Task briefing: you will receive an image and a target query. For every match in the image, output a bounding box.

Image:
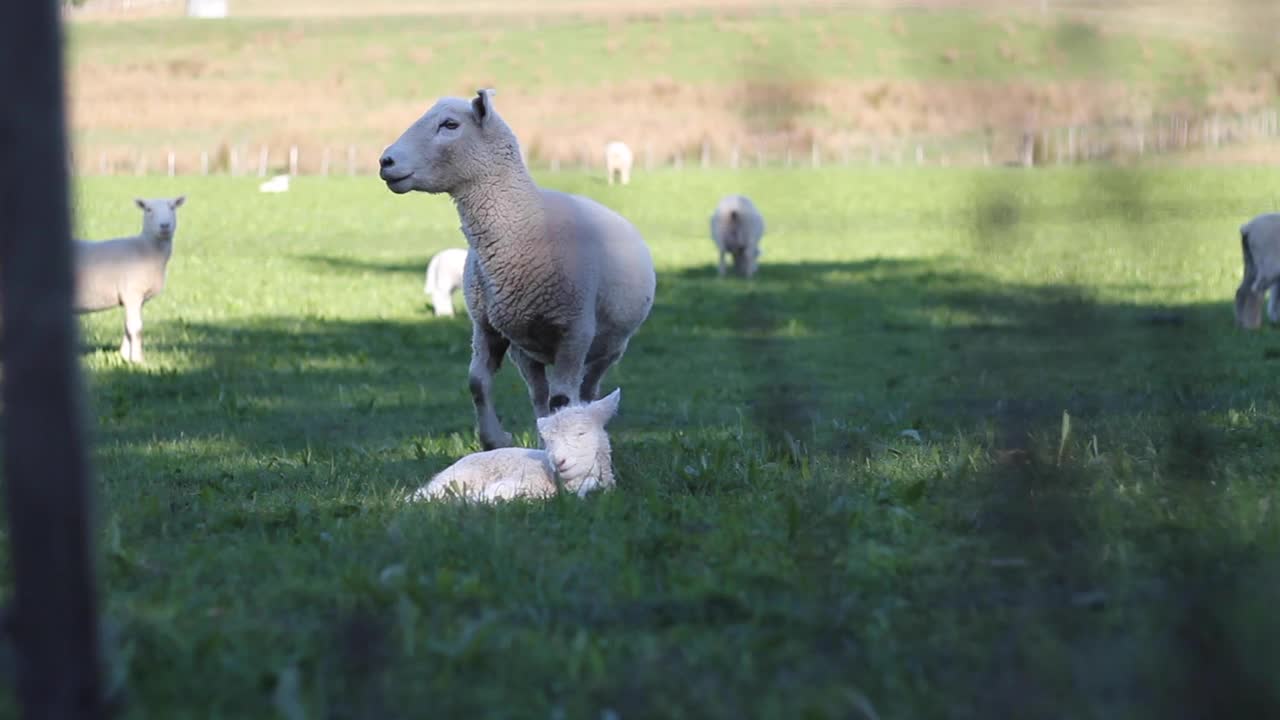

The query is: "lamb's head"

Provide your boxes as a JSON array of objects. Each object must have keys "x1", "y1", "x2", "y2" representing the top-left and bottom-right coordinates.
[
  {"x1": 379, "y1": 89, "x2": 520, "y2": 196},
  {"x1": 135, "y1": 196, "x2": 185, "y2": 242},
  {"x1": 536, "y1": 389, "x2": 621, "y2": 485}
]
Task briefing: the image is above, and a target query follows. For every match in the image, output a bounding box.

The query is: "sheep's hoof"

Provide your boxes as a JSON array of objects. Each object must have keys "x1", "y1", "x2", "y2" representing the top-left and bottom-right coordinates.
[{"x1": 480, "y1": 431, "x2": 514, "y2": 451}]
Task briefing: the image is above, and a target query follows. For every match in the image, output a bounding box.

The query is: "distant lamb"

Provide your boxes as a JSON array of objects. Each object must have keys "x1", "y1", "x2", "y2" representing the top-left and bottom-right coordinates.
[
  {"x1": 605, "y1": 141, "x2": 633, "y2": 186},
  {"x1": 710, "y1": 194, "x2": 765, "y2": 278},
  {"x1": 379, "y1": 89, "x2": 656, "y2": 450},
  {"x1": 423, "y1": 247, "x2": 469, "y2": 317},
  {"x1": 259, "y1": 175, "x2": 289, "y2": 193},
  {"x1": 1236, "y1": 213, "x2": 1280, "y2": 329},
  {"x1": 408, "y1": 388, "x2": 621, "y2": 502},
  {"x1": 74, "y1": 196, "x2": 186, "y2": 363}
]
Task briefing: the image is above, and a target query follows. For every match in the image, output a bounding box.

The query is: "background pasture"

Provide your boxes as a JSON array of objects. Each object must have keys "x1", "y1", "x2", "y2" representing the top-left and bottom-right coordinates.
[{"x1": 41, "y1": 166, "x2": 1280, "y2": 717}]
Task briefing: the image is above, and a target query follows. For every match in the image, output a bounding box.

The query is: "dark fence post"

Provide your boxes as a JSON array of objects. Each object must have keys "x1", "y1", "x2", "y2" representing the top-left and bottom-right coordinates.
[{"x1": 0, "y1": 1, "x2": 104, "y2": 719}]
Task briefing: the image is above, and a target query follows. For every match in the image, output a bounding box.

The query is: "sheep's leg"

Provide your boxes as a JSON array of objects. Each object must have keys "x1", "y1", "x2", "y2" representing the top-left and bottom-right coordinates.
[
  {"x1": 579, "y1": 346, "x2": 624, "y2": 403},
  {"x1": 432, "y1": 289, "x2": 455, "y2": 317},
  {"x1": 546, "y1": 332, "x2": 592, "y2": 412},
  {"x1": 469, "y1": 320, "x2": 513, "y2": 449},
  {"x1": 1268, "y1": 280, "x2": 1280, "y2": 324},
  {"x1": 122, "y1": 300, "x2": 144, "y2": 363},
  {"x1": 717, "y1": 250, "x2": 727, "y2": 277},
  {"x1": 508, "y1": 347, "x2": 551, "y2": 418},
  {"x1": 1238, "y1": 233, "x2": 1265, "y2": 329}
]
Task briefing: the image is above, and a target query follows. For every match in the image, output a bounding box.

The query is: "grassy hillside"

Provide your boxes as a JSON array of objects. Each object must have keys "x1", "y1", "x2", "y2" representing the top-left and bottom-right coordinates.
[
  {"x1": 65, "y1": 4, "x2": 1279, "y2": 171},
  {"x1": 5, "y1": 166, "x2": 1271, "y2": 717}
]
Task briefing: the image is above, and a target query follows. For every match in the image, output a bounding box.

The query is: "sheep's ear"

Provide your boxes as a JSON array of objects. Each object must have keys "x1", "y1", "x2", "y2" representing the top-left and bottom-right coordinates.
[
  {"x1": 171, "y1": 195, "x2": 186, "y2": 209},
  {"x1": 589, "y1": 388, "x2": 621, "y2": 425},
  {"x1": 471, "y1": 88, "x2": 496, "y2": 126},
  {"x1": 134, "y1": 198, "x2": 147, "y2": 210}
]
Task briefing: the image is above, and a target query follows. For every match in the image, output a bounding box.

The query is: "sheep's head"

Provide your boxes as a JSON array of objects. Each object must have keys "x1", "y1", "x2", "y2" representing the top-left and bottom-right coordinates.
[
  {"x1": 135, "y1": 196, "x2": 185, "y2": 241},
  {"x1": 536, "y1": 389, "x2": 621, "y2": 485},
  {"x1": 379, "y1": 89, "x2": 516, "y2": 196}
]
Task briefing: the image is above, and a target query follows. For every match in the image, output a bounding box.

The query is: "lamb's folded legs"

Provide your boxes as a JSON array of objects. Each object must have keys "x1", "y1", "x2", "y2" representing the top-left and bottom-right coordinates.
[
  {"x1": 469, "y1": 320, "x2": 513, "y2": 449},
  {"x1": 121, "y1": 300, "x2": 144, "y2": 364}
]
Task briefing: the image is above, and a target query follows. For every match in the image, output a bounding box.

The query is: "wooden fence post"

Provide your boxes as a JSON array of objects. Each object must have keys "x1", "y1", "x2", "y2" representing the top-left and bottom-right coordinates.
[{"x1": 0, "y1": 0, "x2": 104, "y2": 716}]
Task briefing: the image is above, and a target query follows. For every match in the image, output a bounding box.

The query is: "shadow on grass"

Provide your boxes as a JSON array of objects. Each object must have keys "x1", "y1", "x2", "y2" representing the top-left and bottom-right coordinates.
[
  {"x1": 294, "y1": 253, "x2": 430, "y2": 277},
  {"x1": 74, "y1": 255, "x2": 1280, "y2": 717}
]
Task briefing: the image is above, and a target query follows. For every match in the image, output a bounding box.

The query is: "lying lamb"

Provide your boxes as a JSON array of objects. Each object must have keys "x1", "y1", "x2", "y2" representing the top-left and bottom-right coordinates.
[
  {"x1": 379, "y1": 89, "x2": 656, "y2": 450},
  {"x1": 408, "y1": 388, "x2": 621, "y2": 502},
  {"x1": 709, "y1": 194, "x2": 765, "y2": 279},
  {"x1": 259, "y1": 175, "x2": 289, "y2": 193},
  {"x1": 74, "y1": 196, "x2": 186, "y2": 363},
  {"x1": 1236, "y1": 213, "x2": 1280, "y2": 329},
  {"x1": 423, "y1": 247, "x2": 469, "y2": 317},
  {"x1": 605, "y1": 141, "x2": 633, "y2": 186}
]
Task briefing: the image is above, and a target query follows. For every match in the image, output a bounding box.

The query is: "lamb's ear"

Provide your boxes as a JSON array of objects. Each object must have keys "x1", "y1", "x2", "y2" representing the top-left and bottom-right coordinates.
[
  {"x1": 589, "y1": 388, "x2": 621, "y2": 425},
  {"x1": 471, "y1": 88, "x2": 496, "y2": 126},
  {"x1": 535, "y1": 416, "x2": 550, "y2": 435},
  {"x1": 134, "y1": 198, "x2": 147, "y2": 211},
  {"x1": 171, "y1": 195, "x2": 186, "y2": 209}
]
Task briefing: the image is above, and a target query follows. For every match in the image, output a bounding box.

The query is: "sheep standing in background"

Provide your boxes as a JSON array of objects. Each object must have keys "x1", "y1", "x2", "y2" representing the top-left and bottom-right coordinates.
[
  {"x1": 710, "y1": 194, "x2": 765, "y2": 278},
  {"x1": 408, "y1": 388, "x2": 621, "y2": 502},
  {"x1": 379, "y1": 89, "x2": 655, "y2": 450},
  {"x1": 423, "y1": 247, "x2": 469, "y2": 317},
  {"x1": 605, "y1": 141, "x2": 633, "y2": 186},
  {"x1": 1235, "y1": 213, "x2": 1280, "y2": 329},
  {"x1": 74, "y1": 196, "x2": 186, "y2": 363}
]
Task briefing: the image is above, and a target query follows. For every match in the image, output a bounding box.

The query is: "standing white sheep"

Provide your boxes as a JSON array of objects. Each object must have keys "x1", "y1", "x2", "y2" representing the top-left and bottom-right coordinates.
[
  {"x1": 74, "y1": 196, "x2": 186, "y2": 364},
  {"x1": 605, "y1": 141, "x2": 633, "y2": 186},
  {"x1": 379, "y1": 89, "x2": 656, "y2": 450},
  {"x1": 407, "y1": 388, "x2": 621, "y2": 502},
  {"x1": 423, "y1": 247, "x2": 469, "y2": 318},
  {"x1": 710, "y1": 194, "x2": 765, "y2": 278},
  {"x1": 1235, "y1": 213, "x2": 1280, "y2": 329}
]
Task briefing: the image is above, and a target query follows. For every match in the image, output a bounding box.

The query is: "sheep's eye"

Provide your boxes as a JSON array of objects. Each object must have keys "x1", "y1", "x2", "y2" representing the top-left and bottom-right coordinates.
[{"x1": 439, "y1": 119, "x2": 460, "y2": 131}]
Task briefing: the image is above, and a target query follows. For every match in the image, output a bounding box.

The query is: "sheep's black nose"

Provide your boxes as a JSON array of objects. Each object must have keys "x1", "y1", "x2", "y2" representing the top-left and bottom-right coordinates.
[{"x1": 379, "y1": 155, "x2": 396, "y2": 169}]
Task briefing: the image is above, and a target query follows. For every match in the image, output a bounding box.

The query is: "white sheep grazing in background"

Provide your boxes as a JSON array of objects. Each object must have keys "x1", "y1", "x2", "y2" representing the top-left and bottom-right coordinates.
[
  {"x1": 1235, "y1": 212, "x2": 1280, "y2": 329},
  {"x1": 423, "y1": 247, "x2": 469, "y2": 317},
  {"x1": 74, "y1": 196, "x2": 186, "y2": 364},
  {"x1": 710, "y1": 194, "x2": 766, "y2": 279},
  {"x1": 605, "y1": 141, "x2": 633, "y2": 186},
  {"x1": 379, "y1": 89, "x2": 656, "y2": 450},
  {"x1": 408, "y1": 388, "x2": 621, "y2": 502},
  {"x1": 258, "y1": 174, "x2": 289, "y2": 193}
]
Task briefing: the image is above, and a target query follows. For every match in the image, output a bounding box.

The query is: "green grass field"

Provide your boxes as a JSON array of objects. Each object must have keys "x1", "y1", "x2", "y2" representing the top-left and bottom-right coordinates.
[{"x1": 10, "y1": 166, "x2": 1274, "y2": 717}]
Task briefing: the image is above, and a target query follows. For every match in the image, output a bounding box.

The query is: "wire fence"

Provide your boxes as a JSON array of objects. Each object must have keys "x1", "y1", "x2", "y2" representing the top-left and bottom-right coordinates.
[{"x1": 71, "y1": 108, "x2": 1280, "y2": 179}]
